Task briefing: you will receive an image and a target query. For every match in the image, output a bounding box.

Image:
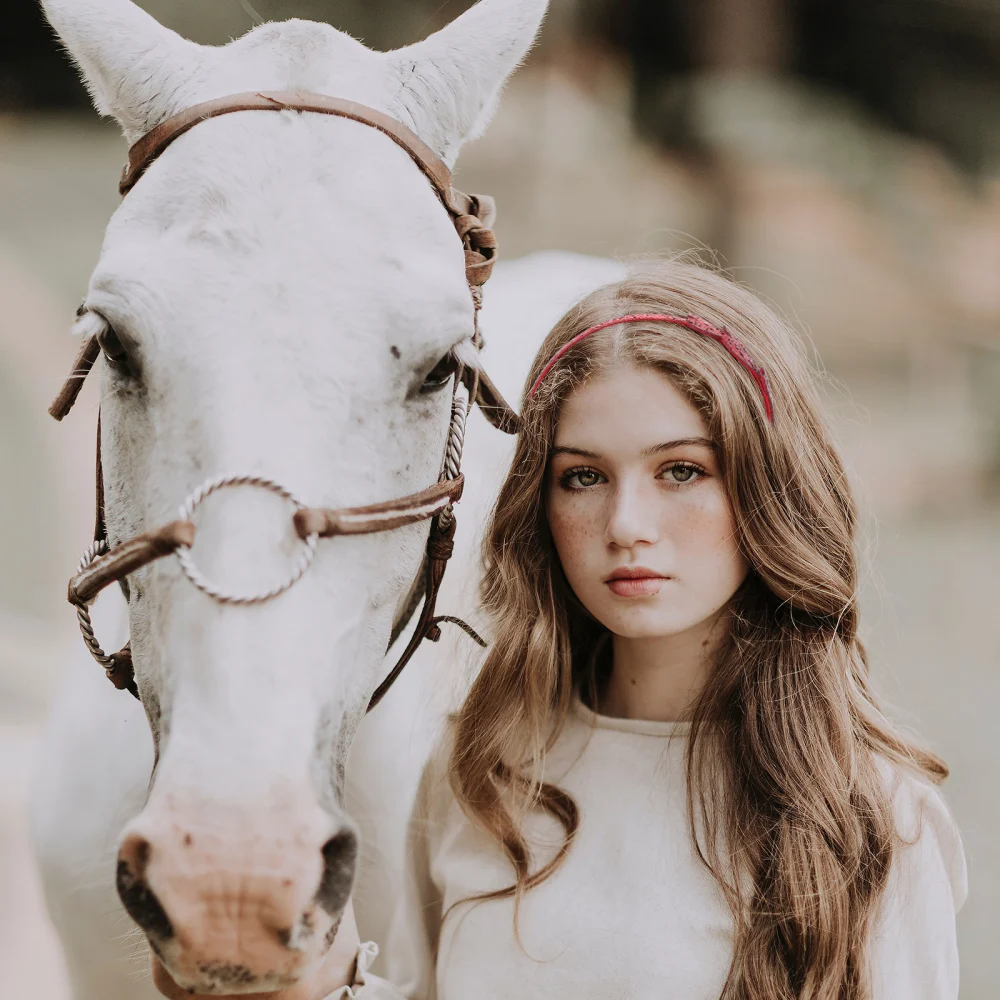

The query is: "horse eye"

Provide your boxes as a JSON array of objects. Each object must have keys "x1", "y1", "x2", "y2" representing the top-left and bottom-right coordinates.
[
  {"x1": 97, "y1": 324, "x2": 130, "y2": 374},
  {"x1": 421, "y1": 352, "x2": 459, "y2": 392}
]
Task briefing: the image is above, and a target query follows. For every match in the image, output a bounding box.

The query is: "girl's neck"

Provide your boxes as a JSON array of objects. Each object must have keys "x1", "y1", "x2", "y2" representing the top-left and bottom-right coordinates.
[{"x1": 600, "y1": 614, "x2": 727, "y2": 723}]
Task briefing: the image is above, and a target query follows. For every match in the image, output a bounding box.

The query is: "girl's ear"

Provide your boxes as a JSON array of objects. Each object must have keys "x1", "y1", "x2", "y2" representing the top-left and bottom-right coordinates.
[
  {"x1": 40, "y1": 0, "x2": 206, "y2": 141},
  {"x1": 387, "y1": 0, "x2": 549, "y2": 166}
]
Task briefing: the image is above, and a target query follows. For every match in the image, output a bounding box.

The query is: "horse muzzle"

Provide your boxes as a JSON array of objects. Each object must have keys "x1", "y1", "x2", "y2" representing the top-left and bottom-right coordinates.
[{"x1": 115, "y1": 790, "x2": 357, "y2": 994}]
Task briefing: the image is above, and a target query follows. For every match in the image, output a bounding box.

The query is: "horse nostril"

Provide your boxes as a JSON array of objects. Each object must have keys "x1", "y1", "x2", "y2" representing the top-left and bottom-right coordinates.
[
  {"x1": 119, "y1": 833, "x2": 152, "y2": 878},
  {"x1": 116, "y1": 834, "x2": 174, "y2": 941},
  {"x1": 316, "y1": 829, "x2": 358, "y2": 916}
]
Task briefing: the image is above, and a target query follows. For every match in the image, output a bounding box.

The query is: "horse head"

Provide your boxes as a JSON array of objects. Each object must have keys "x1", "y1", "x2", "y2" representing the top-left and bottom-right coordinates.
[{"x1": 39, "y1": 0, "x2": 546, "y2": 991}]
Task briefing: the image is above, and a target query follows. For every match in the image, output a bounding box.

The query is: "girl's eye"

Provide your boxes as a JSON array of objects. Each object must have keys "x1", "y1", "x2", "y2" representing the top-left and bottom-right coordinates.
[
  {"x1": 661, "y1": 462, "x2": 703, "y2": 485},
  {"x1": 560, "y1": 467, "x2": 605, "y2": 490}
]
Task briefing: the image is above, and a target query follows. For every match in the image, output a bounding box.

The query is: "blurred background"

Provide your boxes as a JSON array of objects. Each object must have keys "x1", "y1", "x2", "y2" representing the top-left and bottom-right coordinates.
[{"x1": 1, "y1": 0, "x2": 997, "y2": 996}]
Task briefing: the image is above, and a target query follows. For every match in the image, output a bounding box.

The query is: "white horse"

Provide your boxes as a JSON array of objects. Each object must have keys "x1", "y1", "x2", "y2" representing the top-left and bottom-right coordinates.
[{"x1": 29, "y1": 1, "x2": 625, "y2": 997}]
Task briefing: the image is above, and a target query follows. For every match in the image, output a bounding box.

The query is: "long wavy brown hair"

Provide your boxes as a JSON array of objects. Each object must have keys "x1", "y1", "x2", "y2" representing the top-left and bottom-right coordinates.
[{"x1": 448, "y1": 259, "x2": 948, "y2": 999}]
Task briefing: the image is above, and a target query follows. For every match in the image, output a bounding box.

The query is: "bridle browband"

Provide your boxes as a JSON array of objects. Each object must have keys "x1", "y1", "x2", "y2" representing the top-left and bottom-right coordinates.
[{"x1": 50, "y1": 90, "x2": 521, "y2": 711}]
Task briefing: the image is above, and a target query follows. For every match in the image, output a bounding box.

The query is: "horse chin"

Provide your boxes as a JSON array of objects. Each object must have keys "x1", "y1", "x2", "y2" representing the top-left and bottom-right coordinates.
[
  {"x1": 147, "y1": 908, "x2": 341, "y2": 999},
  {"x1": 151, "y1": 950, "x2": 320, "y2": 998}
]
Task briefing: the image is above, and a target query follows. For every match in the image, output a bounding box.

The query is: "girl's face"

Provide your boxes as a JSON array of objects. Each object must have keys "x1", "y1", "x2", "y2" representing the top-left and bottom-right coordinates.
[{"x1": 546, "y1": 365, "x2": 749, "y2": 640}]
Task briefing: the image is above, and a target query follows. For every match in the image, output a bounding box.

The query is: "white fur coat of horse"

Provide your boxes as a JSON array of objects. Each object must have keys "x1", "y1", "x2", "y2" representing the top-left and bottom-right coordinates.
[{"x1": 29, "y1": 0, "x2": 626, "y2": 996}]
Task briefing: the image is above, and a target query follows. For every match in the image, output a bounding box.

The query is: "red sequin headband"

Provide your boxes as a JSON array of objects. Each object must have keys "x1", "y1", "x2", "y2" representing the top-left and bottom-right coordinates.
[{"x1": 528, "y1": 313, "x2": 774, "y2": 423}]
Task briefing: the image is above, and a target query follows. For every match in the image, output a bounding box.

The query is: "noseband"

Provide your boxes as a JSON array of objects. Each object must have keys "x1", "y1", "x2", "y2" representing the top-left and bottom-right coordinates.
[{"x1": 50, "y1": 91, "x2": 521, "y2": 710}]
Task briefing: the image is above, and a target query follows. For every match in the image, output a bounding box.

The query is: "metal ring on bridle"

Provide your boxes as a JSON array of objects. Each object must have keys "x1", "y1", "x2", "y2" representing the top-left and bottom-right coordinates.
[{"x1": 174, "y1": 474, "x2": 319, "y2": 605}]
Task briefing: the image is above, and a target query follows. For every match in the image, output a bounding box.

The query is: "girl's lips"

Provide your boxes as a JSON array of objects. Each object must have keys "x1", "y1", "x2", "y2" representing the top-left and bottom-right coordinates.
[{"x1": 606, "y1": 576, "x2": 667, "y2": 597}]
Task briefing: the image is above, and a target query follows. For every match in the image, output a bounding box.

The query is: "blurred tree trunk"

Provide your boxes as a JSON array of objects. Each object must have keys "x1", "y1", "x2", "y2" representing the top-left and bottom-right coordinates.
[
  {"x1": 577, "y1": 0, "x2": 794, "y2": 261},
  {"x1": 692, "y1": 0, "x2": 791, "y2": 74},
  {"x1": 688, "y1": 0, "x2": 792, "y2": 261}
]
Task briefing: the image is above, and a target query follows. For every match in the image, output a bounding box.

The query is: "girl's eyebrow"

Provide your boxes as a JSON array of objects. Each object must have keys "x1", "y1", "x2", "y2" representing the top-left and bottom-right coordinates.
[
  {"x1": 550, "y1": 437, "x2": 715, "y2": 459},
  {"x1": 550, "y1": 445, "x2": 601, "y2": 458},
  {"x1": 641, "y1": 436, "x2": 715, "y2": 457}
]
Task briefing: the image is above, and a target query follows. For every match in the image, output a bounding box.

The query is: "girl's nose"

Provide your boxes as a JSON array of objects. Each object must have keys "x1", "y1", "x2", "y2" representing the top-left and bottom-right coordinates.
[{"x1": 604, "y1": 478, "x2": 660, "y2": 550}]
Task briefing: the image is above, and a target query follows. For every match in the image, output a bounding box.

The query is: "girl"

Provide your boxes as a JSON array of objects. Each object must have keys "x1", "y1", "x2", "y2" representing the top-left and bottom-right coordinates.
[{"x1": 331, "y1": 260, "x2": 966, "y2": 998}]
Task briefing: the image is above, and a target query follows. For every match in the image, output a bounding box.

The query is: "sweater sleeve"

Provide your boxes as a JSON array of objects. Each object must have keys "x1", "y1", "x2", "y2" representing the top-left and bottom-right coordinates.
[
  {"x1": 870, "y1": 772, "x2": 968, "y2": 1000},
  {"x1": 334, "y1": 739, "x2": 450, "y2": 1000}
]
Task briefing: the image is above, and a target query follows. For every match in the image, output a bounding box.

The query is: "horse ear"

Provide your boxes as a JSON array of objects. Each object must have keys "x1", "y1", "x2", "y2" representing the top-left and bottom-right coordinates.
[
  {"x1": 389, "y1": 0, "x2": 549, "y2": 166},
  {"x1": 40, "y1": 0, "x2": 204, "y2": 141}
]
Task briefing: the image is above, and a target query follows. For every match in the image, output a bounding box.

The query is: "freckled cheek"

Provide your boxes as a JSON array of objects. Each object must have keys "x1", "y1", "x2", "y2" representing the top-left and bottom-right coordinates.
[
  {"x1": 546, "y1": 494, "x2": 605, "y2": 578},
  {"x1": 668, "y1": 489, "x2": 747, "y2": 582}
]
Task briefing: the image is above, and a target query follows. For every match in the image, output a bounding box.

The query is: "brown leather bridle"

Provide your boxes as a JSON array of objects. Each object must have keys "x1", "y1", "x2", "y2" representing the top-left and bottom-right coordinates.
[{"x1": 49, "y1": 91, "x2": 521, "y2": 711}]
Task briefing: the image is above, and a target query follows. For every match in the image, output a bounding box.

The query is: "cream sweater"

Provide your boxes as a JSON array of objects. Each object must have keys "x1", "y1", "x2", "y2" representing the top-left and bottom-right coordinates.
[{"x1": 340, "y1": 698, "x2": 967, "y2": 1000}]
